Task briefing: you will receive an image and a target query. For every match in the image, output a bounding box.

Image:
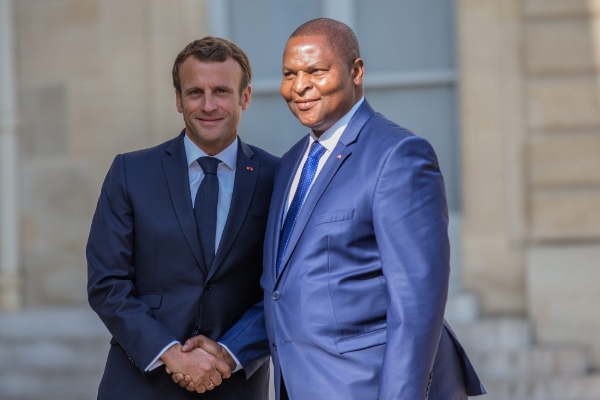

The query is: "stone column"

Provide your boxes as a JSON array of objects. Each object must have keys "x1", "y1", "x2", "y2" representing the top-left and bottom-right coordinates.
[
  {"x1": 523, "y1": 0, "x2": 600, "y2": 368},
  {"x1": 458, "y1": 0, "x2": 527, "y2": 315},
  {"x1": 0, "y1": 0, "x2": 20, "y2": 311}
]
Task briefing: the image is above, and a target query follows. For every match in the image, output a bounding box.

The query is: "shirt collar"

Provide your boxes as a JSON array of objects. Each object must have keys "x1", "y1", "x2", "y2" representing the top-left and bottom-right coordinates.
[
  {"x1": 310, "y1": 96, "x2": 365, "y2": 152},
  {"x1": 183, "y1": 133, "x2": 238, "y2": 171}
]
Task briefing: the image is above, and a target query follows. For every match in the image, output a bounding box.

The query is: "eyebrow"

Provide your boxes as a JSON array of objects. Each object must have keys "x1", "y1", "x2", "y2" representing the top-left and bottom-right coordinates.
[{"x1": 283, "y1": 62, "x2": 328, "y2": 72}]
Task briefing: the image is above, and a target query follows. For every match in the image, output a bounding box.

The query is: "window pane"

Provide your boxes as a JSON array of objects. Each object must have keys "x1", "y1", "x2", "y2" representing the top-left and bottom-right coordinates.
[
  {"x1": 229, "y1": 0, "x2": 321, "y2": 79},
  {"x1": 355, "y1": 0, "x2": 455, "y2": 72}
]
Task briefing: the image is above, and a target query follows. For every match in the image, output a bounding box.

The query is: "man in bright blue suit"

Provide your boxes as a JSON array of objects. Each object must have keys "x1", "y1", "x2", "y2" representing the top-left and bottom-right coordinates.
[{"x1": 176, "y1": 18, "x2": 486, "y2": 400}]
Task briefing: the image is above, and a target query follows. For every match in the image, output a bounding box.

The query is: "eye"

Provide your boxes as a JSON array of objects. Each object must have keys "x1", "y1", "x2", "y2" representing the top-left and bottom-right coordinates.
[
  {"x1": 189, "y1": 90, "x2": 200, "y2": 95},
  {"x1": 283, "y1": 71, "x2": 296, "y2": 79},
  {"x1": 312, "y1": 69, "x2": 326, "y2": 76}
]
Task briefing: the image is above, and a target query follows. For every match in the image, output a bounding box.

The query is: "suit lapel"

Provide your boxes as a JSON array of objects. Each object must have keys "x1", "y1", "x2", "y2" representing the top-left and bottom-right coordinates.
[
  {"x1": 162, "y1": 131, "x2": 208, "y2": 276},
  {"x1": 275, "y1": 100, "x2": 376, "y2": 285},
  {"x1": 207, "y1": 139, "x2": 258, "y2": 280},
  {"x1": 268, "y1": 137, "x2": 309, "y2": 286}
]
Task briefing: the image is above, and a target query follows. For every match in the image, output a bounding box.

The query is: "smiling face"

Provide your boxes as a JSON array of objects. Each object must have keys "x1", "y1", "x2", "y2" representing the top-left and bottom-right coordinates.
[
  {"x1": 281, "y1": 35, "x2": 363, "y2": 136},
  {"x1": 176, "y1": 56, "x2": 251, "y2": 155}
]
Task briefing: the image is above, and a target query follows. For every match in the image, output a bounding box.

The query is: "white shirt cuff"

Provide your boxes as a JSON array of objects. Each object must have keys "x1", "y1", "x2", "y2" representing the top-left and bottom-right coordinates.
[
  {"x1": 145, "y1": 341, "x2": 180, "y2": 371},
  {"x1": 219, "y1": 343, "x2": 243, "y2": 372}
]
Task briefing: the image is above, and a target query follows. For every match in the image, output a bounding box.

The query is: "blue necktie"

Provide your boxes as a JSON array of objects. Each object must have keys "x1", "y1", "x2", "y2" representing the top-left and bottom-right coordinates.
[
  {"x1": 276, "y1": 141, "x2": 326, "y2": 275},
  {"x1": 195, "y1": 156, "x2": 221, "y2": 269}
]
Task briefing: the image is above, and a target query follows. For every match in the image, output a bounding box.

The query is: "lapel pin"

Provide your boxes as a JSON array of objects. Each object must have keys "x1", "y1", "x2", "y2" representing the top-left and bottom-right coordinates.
[
  {"x1": 337, "y1": 154, "x2": 342, "y2": 159},
  {"x1": 246, "y1": 166, "x2": 253, "y2": 171}
]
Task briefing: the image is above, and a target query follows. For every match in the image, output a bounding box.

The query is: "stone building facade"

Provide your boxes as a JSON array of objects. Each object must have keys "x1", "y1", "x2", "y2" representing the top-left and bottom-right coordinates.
[{"x1": 1, "y1": 0, "x2": 600, "y2": 398}]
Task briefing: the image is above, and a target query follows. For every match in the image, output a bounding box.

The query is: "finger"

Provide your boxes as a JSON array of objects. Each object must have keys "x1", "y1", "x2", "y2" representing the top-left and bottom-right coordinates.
[
  {"x1": 186, "y1": 382, "x2": 195, "y2": 392},
  {"x1": 171, "y1": 373, "x2": 184, "y2": 383},
  {"x1": 165, "y1": 367, "x2": 172, "y2": 374},
  {"x1": 195, "y1": 384, "x2": 206, "y2": 394},
  {"x1": 179, "y1": 379, "x2": 190, "y2": 388},
  {"x1": 182, "y1": 335, "x2": 206, "y2": 352}
]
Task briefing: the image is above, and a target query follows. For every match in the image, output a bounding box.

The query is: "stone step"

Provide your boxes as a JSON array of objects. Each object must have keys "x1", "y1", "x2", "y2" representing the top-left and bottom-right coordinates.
[
  {"x1": 0, "y1": 368, "x2": 101, "y2": 400},
  {"x1": 450, "y1": 317, "x2": 533, "y2": 352},
  {"x1": 470, "y1": 346, "x2": 589, "y2": 380},
  {"x1": 0, "y1": 307, "x2": 110, "y2": 341},
  {"x1": 481, "y1": 374, "x2": 600, "y2": 400}
]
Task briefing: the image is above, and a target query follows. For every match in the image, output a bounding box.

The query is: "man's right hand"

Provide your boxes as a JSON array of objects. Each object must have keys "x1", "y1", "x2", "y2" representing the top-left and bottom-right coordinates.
[
  {"x1": 160, "y1": 343, "x2": 231, "y2": 393},
  {"x1": 167, "y1": 335, "x2": 237, "y2": 391}
]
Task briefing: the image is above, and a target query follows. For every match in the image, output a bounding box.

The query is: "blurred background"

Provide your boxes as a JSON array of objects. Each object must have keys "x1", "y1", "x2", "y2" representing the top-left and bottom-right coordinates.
[{"x1": 1, "y1": 0, "x2": 600, "y2": 399}]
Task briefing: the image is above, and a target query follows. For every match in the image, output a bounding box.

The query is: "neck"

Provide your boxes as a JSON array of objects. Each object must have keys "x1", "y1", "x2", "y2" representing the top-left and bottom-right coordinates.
[{"x1": 185, "y1": 130, "x2": 237, "y2": 156}]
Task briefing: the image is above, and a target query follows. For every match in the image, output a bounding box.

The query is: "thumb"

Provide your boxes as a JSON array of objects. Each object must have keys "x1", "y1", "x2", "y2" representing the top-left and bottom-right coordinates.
[{"x1": 182, "y1": 335, "x2": 205, "y2": 352}]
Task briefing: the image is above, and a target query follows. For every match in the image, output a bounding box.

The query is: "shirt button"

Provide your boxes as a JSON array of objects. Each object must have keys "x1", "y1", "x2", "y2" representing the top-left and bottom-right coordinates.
[
  {"x1": 205, "y1": 282, "x2": 213, "y2": 290},
  {"x1": 272, "y1": 291, "x2": 281, "y2": 300}
]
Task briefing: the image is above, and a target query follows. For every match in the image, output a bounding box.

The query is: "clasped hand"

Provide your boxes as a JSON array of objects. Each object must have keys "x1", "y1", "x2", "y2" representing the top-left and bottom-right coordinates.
[{"x1": 161, "y1": 336, "x2": 236, "y2": 393}]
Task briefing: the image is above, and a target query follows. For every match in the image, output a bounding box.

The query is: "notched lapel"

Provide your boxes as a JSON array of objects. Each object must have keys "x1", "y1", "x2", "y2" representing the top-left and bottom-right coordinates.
[
  {"x1": 208, "y1": 140, "x2": 259, "y2": 280},
  {"x1": 275, "y1": 143, "x2": 351, "y2": 285},
  {"x1": 275, "y1": 100, "x2": 375, "y2": 285},
  {"x1": 162, "y1": 132, "x2": 208, "y2": 276}
]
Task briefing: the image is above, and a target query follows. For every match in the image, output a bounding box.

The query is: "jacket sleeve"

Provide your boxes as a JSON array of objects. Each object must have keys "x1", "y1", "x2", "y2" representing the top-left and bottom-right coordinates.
[
  {"x1": 373, "y1": 136, "x2": 450, "y2": 400},
  {"x1": 87, "y1": 154, "x2": 178, "y2": 373},
  {"x1": 219, "y1": 300, "x2": 271, "y2": 379}
]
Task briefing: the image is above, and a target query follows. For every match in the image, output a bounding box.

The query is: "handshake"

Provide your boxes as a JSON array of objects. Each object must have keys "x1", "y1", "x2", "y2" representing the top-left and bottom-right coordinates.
[{"x1": 160, "y1": 335, "x2": 236, "y2": 393}]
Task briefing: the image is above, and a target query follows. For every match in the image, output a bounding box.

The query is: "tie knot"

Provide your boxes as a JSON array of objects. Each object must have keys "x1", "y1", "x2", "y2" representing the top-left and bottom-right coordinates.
[
  {"x1": 308, "y1": 141, "x2": 326, "y2": 161},
  {"x1": 197, "y1": 156, "x2": 221, "y2": 175}
]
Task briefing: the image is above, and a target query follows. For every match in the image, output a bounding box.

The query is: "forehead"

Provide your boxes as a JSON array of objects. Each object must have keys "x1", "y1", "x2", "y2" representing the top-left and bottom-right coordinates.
[
  {"x1": 179, "y1": 56, "x2": 242, "y2": 87},
  {"x1": 283, "y1": 35, "x2": 340, "y2": 65}
]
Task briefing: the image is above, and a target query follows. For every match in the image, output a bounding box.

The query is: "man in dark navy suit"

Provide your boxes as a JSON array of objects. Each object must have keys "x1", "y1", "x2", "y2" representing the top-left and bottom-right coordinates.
[{"x1": 87, "y1": 37, "x2": 277, "y2": 399}]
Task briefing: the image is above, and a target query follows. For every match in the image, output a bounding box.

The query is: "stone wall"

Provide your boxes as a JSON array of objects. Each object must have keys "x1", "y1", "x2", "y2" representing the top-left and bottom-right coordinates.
[
  {"x1": 15, "y1": 0, "x2": 208, "y2": 306},
  {"x1": 524, "y1": 0, "x2": 600, "y2": 368},
  {"x1": 460, "y1": 0, "x2": 600, "y2": 367}
]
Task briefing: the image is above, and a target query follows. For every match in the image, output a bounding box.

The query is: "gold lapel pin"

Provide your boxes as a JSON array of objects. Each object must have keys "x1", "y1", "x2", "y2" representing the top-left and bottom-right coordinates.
[
  {"x1": 337, "y1": 154, "x2": 342, "y2": 159},
  {"x1": 246, "y1": 166, "x2": 253, "y2": 171}
]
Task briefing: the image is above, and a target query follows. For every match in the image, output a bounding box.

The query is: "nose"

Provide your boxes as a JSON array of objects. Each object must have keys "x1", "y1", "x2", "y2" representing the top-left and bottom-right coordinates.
[
  {"x1": 292, "y1": 71, "x2": 312, "y2": 95},
  {"x1": 200, "y1": 93, "x2": 218, "y2": 113}
]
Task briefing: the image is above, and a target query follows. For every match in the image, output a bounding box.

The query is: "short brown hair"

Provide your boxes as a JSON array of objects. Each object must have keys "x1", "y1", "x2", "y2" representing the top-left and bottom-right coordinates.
[
  {"x1": 172, "y1": 36, "x2": 252, "y2": 95},
  {"x1": 290, "y1": 18, "x2": 360, "y2": 68}
]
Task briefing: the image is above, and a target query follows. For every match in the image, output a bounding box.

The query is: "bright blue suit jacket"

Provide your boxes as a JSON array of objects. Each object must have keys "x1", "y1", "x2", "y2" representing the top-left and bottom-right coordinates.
[{"x1": 221, "y1": 101, "x2": 485, "y2": 400}]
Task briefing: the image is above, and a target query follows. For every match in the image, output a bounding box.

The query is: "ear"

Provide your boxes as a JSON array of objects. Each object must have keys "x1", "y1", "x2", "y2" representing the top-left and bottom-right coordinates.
[
  {"x1": 176, "y1": 90, "x2": 183, "y2": 113},
  {"x1": 351, "y1": 58, "x2": 364, "y2": 86},
  {"x1": 240, "y1": 85, "x2": 252, "y2": 111}
]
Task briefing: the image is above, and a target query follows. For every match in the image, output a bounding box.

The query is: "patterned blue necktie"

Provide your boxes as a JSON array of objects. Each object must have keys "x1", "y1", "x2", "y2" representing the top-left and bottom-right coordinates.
[
  {"x1": 195, "y1": 156, "x2": 222, "y2": 269},
  {"x1": 276, "y1": 141, "x2": 326, "y2": 275}
]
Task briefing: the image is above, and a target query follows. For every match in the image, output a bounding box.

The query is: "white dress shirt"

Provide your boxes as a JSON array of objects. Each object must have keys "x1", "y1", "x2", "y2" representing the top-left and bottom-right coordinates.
[
  {"x1": 146, "y1": 134, "x2": 242, "y2": 372},
  {"x1": 284, "y1": 97, "x2": 364, "y2": 218}
]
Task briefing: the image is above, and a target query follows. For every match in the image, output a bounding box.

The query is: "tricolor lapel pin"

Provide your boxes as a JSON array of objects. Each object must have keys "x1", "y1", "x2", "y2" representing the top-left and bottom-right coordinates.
[
  {"x1": 336, "y1": 154, "x2": 342, "y2": 159},
  {"x1": 246, "y1": 166, "x2": 253, "y2": 171}
]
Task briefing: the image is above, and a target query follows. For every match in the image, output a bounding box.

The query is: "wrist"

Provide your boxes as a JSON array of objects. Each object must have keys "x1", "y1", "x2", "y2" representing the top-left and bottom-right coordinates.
[
  {"x1": 220, "y1": 346, "x2": 237, "y2": 370},
  {"x1": 160, "y1": 343, "x2": 182, "y2": 366}
]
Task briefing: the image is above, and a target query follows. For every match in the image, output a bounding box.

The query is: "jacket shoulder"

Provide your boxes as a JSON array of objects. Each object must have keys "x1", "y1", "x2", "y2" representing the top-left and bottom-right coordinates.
[
  {"x1": 247, "y1": 143, "x2": 280, "y2": 168},
  {"x1": 121, "y1": 136, "x2": 177, "y2": 161}
]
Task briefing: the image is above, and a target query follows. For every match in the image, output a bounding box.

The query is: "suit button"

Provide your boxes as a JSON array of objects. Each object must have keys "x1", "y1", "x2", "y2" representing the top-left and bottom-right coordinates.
[
  {"x1": 272, "y1": 291, "x2": 281, "y2": 300},
  {"x1": 272, "y1": 343, "x2": 277, "y2": 350},
  {"x1": 205, "y1": 282, "x2": 213, "y2": 290},
  {"x1": 193, "y1": 327, "x2": 200, "y2": 335}
]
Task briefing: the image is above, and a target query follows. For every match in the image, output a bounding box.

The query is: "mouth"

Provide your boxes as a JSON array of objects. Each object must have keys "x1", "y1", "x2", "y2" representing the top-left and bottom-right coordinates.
[
  {"x1": 197, "y1": 117, "x2": 224, "y2": 125},
  {"x1": 294, "y1": 98, "x2": 320, "y2": 111}
]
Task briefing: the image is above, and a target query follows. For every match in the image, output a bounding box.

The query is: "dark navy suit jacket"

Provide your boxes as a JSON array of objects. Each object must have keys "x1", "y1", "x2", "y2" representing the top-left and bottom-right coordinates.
[
  {"x1": 87, "y1": 132, "x2": 277, "y2": 400},
  {"x1": 220, "y1": 101, "x2": 486, "y2": 400}
]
